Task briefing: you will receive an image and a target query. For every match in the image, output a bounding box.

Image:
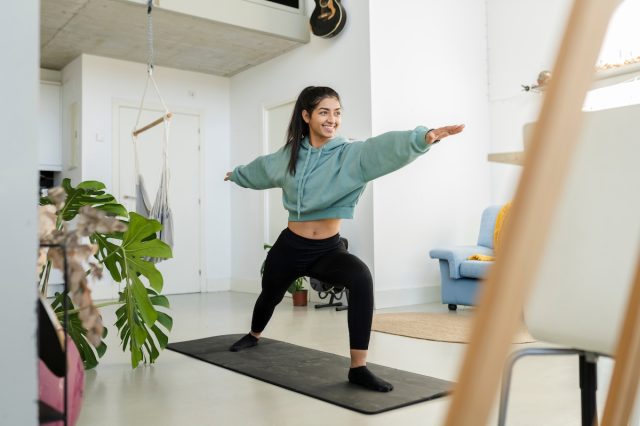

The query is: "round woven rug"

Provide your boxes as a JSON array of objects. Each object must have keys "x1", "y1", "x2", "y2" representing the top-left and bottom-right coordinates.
[{"x1": 372, "y1": 312, "x2": 535, "y2": 344}]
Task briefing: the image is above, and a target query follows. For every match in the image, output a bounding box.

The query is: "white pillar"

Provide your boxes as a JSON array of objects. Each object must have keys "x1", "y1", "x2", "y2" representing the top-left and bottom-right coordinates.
[{"x1": 0, "y1": 0, "x2": 39, "y2": 424}]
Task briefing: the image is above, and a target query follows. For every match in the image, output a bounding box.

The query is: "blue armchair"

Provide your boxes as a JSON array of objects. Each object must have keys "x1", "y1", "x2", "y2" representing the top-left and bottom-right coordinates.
[{"x1": 429, "y1": 205, "x2": 501, "y2": 310}]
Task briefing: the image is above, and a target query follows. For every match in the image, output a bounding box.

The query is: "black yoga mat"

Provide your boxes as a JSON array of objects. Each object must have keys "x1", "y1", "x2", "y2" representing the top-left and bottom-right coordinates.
[{"x1": 166, "y1": 334, "x2": 452, "y2": 414}]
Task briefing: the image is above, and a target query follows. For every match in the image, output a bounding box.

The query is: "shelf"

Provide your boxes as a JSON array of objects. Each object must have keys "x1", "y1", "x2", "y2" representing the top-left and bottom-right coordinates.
[{"x1": 488, "y1": 151, "x2": 524, "y2": 166}]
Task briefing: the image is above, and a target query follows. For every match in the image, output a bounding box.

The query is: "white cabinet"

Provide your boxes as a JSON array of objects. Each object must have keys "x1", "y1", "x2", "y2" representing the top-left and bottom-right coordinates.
[{"x1": 39, "y1": 81, "x2": 62, "y2": 171}]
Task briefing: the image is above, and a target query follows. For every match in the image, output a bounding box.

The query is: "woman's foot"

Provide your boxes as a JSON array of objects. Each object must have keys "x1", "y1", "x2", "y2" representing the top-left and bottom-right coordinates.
[
  {"x1": 348, "y1": 366, "x2": 394, "y2": 392},
  {"x1": 229, "y1": 333, "x2": 259, "y2": 352}
]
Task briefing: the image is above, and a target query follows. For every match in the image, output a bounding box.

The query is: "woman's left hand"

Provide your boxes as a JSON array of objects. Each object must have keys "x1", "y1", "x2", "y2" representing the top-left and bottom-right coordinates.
[{"x1": 426, "y1": 124, "x2": 465, "y2": 145}]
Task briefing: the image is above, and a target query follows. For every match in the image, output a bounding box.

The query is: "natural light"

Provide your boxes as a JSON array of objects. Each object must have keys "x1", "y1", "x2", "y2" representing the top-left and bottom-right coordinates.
[
  {"x1": 585, "y1": 0, "x2": 640, "y2": 111},
  {"x1": 597, "y1": 0, "x2": 640, "y2": 69}
]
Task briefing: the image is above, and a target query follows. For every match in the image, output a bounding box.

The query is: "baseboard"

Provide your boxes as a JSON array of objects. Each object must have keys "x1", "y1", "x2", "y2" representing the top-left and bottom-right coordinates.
[
  {"x1": 66, "y1": 277, "x2": 438, "y2": 308},
  {"x1": 230, "y1": 278, "x2": 261, "y2": 294},
  {"x1": 374, "y1": 285, "x2": 441, "y2": 309},
  {"x1": 308, "y1": 289, "x2": 323, "y2": 303},
  {"x1": 226, "y1": 282, "x2": 440, "y2": 308},
  {"x1": 228, "y1": 279, "x2": 330, "y2": 303},
  {"x1": 206, "y1": 278, "x2": 231, "y2": 292}
]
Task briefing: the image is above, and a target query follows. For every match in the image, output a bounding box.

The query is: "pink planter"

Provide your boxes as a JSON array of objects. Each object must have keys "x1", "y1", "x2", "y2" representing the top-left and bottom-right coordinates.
[{"x1": 39, "y1": 337, "x2": 85, "y2": 426}]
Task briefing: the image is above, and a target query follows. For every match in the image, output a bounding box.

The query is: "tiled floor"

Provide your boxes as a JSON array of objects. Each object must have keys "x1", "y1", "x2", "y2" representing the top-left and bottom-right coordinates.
[{"x1": 76, "y1": 292, "x2": 620, "y2": 426}]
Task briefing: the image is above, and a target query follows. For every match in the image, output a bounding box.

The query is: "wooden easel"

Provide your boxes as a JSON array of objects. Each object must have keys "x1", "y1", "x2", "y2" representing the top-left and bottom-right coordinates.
[{"x1": 443, "y1": 1, "x2": 640, "y2": 425}]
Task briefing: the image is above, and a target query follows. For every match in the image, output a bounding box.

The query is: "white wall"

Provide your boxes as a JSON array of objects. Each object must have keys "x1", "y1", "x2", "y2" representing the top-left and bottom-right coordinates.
[
  {"x1": 0, "y1": 0, "x2": 38, "y2": 423},
  {"x1": 66, "y1": 54, "x2": 232, "y2": 298},
  {"x1": 228, "y1": 0, "x2": 374, "y2": 293},
  {"x1": 369, "y1": 0, "x2": 492, "y2": 307},
  {"x1": 486, "y1": 0, "x2": 573, "y2": 203}
]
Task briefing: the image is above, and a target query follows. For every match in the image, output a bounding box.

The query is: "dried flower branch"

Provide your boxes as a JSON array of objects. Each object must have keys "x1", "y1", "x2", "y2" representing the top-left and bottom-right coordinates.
[
  {"x1": 38, "y1": 190, "x2": 128, "y2": 347},
  {"x1": 596, "y1": 55, "x2": 640, "y2": 72}
]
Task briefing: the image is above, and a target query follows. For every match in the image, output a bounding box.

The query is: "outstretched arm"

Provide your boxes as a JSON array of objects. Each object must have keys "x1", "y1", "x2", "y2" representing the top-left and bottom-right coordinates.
[
  {"x1": 425, "y1": 124, "x2": 465, "y2": 145},
  {"x1": 358, "y1": 124, "x2": 466, "y2": 182},
  {"x1": 223, "y1": 150, "x2": 284, "y2": 189}
]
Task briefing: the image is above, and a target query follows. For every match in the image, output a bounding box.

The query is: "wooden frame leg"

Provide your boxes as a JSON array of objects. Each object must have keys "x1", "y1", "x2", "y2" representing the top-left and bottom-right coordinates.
[
  {"x1": 601, "y1": 258, "x2": 640, "y2": 426},
  {"x1": 443, "y1": 1, "x2": 620, "y2": 425}
]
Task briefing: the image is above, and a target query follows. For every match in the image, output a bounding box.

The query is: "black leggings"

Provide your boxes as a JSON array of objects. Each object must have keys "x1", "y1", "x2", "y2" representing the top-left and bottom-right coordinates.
[{"x1": 251, "y1": 228, "x2": 374, "y2": 350}]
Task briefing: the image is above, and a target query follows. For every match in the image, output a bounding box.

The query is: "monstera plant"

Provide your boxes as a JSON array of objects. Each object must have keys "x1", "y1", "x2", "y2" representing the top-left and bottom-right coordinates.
[{"x1": 39, "y1": 179, "x2": 173, "y2": 369}]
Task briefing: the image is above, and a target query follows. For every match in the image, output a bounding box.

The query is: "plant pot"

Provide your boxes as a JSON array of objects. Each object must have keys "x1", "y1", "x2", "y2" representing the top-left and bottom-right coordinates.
[{"x1": 292, "y1": 290, "x2": 308, "y2": 307}]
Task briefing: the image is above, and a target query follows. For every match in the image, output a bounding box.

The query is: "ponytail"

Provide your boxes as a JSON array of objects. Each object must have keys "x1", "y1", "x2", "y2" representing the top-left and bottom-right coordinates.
[{"x1": 285, "y1": 86, "x2": 341, "y2": 175}]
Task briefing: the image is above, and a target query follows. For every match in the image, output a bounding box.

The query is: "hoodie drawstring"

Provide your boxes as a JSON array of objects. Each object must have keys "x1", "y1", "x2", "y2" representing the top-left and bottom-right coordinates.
[
  {"x1": 296, "y1": 148, "x2": 312, "y2": 219},
  {"x1": 296, "y1": 146, "x2": 323, "y2": 219}
]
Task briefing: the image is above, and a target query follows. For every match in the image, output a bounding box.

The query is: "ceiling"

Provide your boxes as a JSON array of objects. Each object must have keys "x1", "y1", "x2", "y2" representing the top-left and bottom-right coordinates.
[{"x1": 41, "y1": 0, "x2": 305, "y2": 77}]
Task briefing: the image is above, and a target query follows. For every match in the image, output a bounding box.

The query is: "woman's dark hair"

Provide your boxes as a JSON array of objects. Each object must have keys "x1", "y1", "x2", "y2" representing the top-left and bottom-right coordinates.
[{"x1": 285, "y1": 86, "x2": 341, "y2": 175}]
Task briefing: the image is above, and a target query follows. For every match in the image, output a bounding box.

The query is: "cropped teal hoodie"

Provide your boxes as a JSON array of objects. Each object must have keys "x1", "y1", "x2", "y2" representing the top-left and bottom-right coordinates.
[{"x1": 229, "y1": 126, "x2": 433, "y2": 221}]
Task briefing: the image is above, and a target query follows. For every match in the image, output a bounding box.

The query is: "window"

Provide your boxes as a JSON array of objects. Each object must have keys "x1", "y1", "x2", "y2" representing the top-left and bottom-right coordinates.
[
  {"x1": 596, "y1": 0, "x2": 640, "y2": 71},
  {"x1": 584, "y1": 0, "x2": 640, "y2": 111}
]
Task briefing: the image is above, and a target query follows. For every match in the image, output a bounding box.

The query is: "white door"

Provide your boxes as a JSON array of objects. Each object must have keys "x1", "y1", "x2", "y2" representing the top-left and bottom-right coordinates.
[
  {"x1": 117, "y1": 105, "x2": 202, "y2": 295},
  {"x1": 265, "y1": 101, "x2": 295, "y2": 245}
]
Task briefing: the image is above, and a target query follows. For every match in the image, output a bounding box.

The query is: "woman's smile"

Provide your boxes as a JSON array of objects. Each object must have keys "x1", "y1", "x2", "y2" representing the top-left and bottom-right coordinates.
[{"x1": 303, "y1": 96, "x2": 342, "y2": 147}]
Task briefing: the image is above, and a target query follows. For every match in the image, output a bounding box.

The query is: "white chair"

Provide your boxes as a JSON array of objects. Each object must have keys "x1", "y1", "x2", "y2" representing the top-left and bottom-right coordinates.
[{"x1": 498, "y1": 104, "x2": 640, "y2": 425}]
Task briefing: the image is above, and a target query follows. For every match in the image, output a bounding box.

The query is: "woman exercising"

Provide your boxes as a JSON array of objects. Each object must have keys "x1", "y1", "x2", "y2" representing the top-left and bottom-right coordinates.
[{"x1": 225, "y1": 86, "x2": 464, "y2": 392}]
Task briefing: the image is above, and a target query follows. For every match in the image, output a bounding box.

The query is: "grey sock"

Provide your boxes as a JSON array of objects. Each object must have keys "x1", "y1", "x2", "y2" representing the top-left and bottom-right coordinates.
[
  {"x1": 348, "y1": 366, "x2": 394, "y2": 392},
  {"x1": 229, "y1": 333, "x2": 259, "y2": 352}
]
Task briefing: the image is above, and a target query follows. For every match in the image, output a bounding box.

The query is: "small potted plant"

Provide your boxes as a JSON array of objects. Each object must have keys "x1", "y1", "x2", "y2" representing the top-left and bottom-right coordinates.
[
  {"x1": 288, "y1": 276, "x2": 308, "y2": 307},
  {"x1": 262, "y1": 244, "x2": 308, "y2": 307}
]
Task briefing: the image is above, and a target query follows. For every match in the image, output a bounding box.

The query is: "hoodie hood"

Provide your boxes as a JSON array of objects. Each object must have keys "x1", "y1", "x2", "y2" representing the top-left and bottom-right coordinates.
[{"x1": 300, "y1": 135, "x2": 349, "y2": 152}]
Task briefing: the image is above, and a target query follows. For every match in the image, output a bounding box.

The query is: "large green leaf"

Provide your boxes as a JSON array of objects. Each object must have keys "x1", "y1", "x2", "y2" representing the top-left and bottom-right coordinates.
[
  {"x1": 91, "y1": 232, "x2": 126, "y2": 282},
  {"x1": 115, "y1": 287, "x2": 172, "y2": 368},
  {"x1": 92, "y1": 212, "x2": 172, "y2": 292},
  {"x1": 92, "y1": 212, "x2": 172, "y2": 368},
  {"x1": 40, "y1": 178, "x2": 127, "y2": 221},
  {"x1": 51, "y1": 293, "x2": 108, "y2": 370}
]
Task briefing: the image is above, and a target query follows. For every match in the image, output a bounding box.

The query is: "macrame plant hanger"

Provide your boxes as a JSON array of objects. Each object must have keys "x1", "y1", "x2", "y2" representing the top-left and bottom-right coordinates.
[{"x1": 131, "y1": 0, "x2": 174, "y2": 262}]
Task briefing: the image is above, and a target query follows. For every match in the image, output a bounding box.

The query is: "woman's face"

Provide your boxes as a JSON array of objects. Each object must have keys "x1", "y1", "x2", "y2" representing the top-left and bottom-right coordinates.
[{"x1": 303, "y1": 96, "x2": 341, "y2": 143}]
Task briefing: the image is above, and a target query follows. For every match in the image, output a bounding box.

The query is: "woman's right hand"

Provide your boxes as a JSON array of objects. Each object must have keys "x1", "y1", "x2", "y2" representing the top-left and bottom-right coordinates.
[
  {"x1": 224, "y1": 172, "x2": 232, "y2": 181},
  {"x1": 426, "y1": 124, "x2": 465, "y2": 145}
]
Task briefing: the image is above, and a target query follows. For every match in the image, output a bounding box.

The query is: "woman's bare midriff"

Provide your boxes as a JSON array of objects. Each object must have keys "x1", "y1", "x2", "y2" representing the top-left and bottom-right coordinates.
[{"x1": 288, "y1": 218, "x2": 342, "y2": 239}]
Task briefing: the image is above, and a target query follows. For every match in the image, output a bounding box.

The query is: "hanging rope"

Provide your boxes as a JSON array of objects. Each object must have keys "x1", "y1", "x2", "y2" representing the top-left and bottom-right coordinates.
[
  {"x1": 133, "y1": 0, "x2": 170, "y2": 134},
  {"x1": 131, "y1": 0, "x2": 174, "y2": 262},
  {"x1": 147, "y1": 0, "x2": 154, "y2": 73}
]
